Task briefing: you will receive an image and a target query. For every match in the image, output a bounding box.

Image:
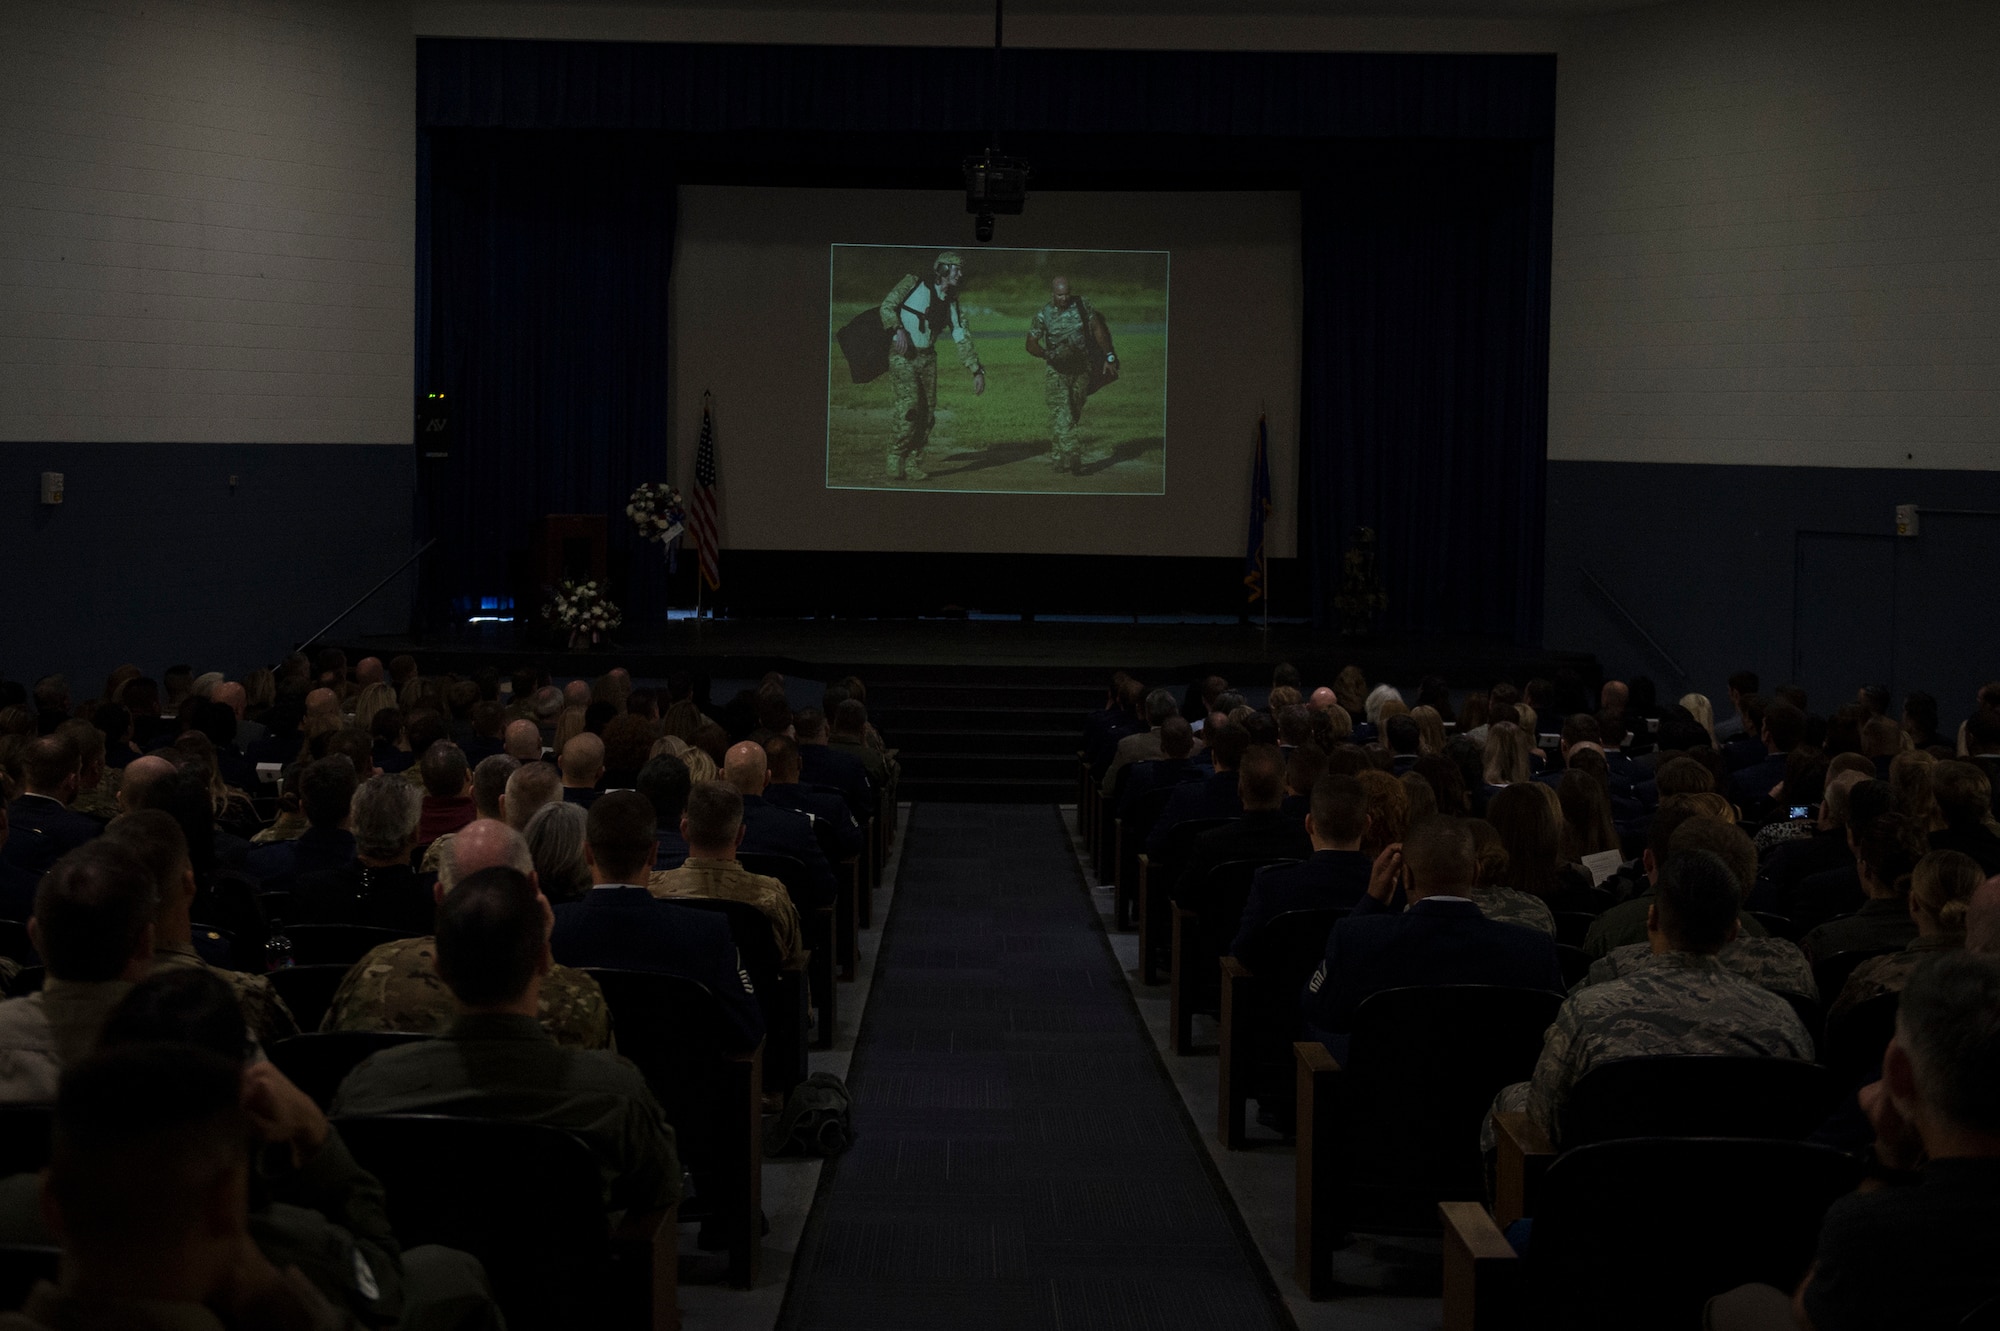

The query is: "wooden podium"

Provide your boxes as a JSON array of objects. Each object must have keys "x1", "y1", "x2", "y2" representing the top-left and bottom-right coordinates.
[{"x1": 535, "y1": 514, "x2": 606, "y2": 589}]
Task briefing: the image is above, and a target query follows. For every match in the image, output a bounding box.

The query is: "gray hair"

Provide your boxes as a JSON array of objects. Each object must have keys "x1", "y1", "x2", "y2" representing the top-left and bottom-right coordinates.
[
  {"x1": 1364, "y1": 683, "x2": 1404, "y2": 727},
  {"x1": 1898, "y1": 951, "x2": 2000, "y2": 1134},
  {"x1": 524, "y1": 801, "x2": 592, "y2": 901},
  {"x1": 1145, "y1": 688, "x2": 1179, "y2": 727},
  {"x1": 350, "y1": 775, "x2": 421, "y2": 860},
  {"x1": 532, "y1": 686, "x2": 565, "y2": 721}
]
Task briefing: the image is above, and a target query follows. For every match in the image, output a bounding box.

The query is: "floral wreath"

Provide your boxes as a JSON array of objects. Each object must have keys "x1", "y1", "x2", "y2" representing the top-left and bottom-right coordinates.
[
  {"x1": 543, "y1": 578, "x2": 621, "y2": 645},
  {"x1": 628, "y1": 481, "x2": 687, "y2": 571}
]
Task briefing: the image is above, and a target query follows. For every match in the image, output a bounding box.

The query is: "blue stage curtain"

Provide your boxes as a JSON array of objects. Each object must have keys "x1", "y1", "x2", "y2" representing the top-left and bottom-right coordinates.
[
  {"x1": 416, "y1": 41, "x2": 1554, "y2": 639},
  {"x1": 416, "y1": 130, "x2": 675, "y2": 630},
  {"x1": 1300, "y1": 142, "x2": 1553, "y2": 643}
]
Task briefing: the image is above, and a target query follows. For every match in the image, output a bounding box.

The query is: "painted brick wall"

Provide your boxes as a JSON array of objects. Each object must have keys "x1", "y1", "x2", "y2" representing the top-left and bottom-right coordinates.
[
  {"x1": 0, "y1": 0, "x2": 414, "y2": 443},
  {"x1": 1549, "y1": 0, "x2": 2000, "y2": 472}
]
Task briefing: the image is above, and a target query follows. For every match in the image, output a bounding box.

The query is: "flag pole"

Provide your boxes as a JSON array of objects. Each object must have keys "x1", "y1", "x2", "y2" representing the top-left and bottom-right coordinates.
[{"x1": 1261, "y1": 405, "x2": 1271, "y2": 655}]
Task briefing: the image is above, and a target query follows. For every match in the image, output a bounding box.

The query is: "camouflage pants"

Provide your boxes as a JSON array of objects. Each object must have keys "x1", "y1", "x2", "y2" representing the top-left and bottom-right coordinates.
[
  {"x1": 886, "y1": 346, "x2": 937, "y2": 467},
  {"x1": 1044, "y1": 364, "x2": 1090, "y2": 467}
]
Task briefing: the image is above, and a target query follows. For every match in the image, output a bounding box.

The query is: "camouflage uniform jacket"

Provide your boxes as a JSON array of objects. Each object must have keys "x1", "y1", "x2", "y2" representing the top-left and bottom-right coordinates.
[
  {"x1": 419, "y1": 831, "x2": 455, "y2": 874},
  {"x1": 154, "y1": 941, "x2": 300, "y2": 1047},
  {"x1": 1029, "y1": 295, "x2": 1101, "y2": 369},
  {"x1": 1582, "y1": 937, "x2": 1818, "y2": 1002},
  {"x1": 71, "y1": 771, "x2": 121, "y2": 822},
  {"x1": 879, "y1": 274, "x2": 982, "y2": 370},
  {"x1": 321, "y1": 936, "x2": 614, "y2": 1050},
  {"x1": 830, "y1": 733, "x2": 894, "y2": 789},
  {"x1": 252, "y1": 811, "x2": 310, "y2": 846},
  {"x1": 650, "y1": 856, "x2": 806, "y2": 971},
  {"x1": 1472, "y1": 887, "x2": 1557, "y2": 937},
  {"x1": 1828, "y1": 932, "x2": 1960, "y2": 1023},
  {"x1": 1520, "y1": 949, "x2": 1815, "y2": 1143},
  {"x1": 0, "y1": 979, "x2": 133, "y2": 1104}
]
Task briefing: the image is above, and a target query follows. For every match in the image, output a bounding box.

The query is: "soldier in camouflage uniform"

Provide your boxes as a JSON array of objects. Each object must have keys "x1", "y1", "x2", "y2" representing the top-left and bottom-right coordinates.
[
  {"x1": 1025, "y1": 275, "x2": 1117, "y2": 475},
  {"x1": 152, "y1": 943, "x2": 299, "y2": 1048},
  {"x1": 1580, "y1": 935, "x2": 1817, "y2": 1002},
  {"x1": 1485, "y1": 849, "x2": 1815, "y2": 1152},
  {"x1": 322, "y1": 934, "x2": 614, "y2": 1049},
  {"x1": 879, "y1": 251, "x2": 986, "y2": 481},
  {"x1": 1471, "y1": 885, "x2": 1557, "y2": 936}
]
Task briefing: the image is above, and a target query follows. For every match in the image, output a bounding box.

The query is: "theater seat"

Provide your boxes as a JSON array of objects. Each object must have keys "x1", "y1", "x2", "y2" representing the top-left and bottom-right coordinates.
[
  {"x1": 264, "y1": 963, "x2": 355, "y2": 1037},
  {"x1": 268, "y1": 1030, "x2": 435, "y2": 1109},
  {"x1": 282, "y1": 923, "x2": 414, "y2": 967},
  {"x1": 1218, "y1": 906, "x2": 1345, "y2": 1147}
]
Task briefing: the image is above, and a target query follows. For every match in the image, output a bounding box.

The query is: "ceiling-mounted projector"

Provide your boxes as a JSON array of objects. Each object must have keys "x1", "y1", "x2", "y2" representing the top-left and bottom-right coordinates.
[{"x1": 963, "y1": 150, "x2": 1029, "y2": 243}]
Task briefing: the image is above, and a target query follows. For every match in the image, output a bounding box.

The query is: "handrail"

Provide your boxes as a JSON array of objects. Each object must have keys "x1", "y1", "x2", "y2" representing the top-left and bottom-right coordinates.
[
  {"x1": 296, "y1": 540, "x2": 437, "y2": 655},
  {"x1": 1579, "y1": 570, "x2": 1688, "y2": 686}
]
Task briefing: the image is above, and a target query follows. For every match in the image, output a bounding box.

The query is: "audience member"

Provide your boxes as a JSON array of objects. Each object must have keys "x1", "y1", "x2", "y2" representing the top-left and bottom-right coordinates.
[
  {"x1": 558, "y1": 732, "x2": 606, "y2": 809},
  {"x1": 1103, "y1": 689, "x2": 1186, "y2": 794},
  {"x1": 1172, "y1": 744, "x2": 1311, "y2": 918},
  {"x1": 416, "y1": 740, "x2": 477, "y2": 844},
  {"x1": 501, "y1": 758, "x2": 563, "y2": 832},
  {"x1": 650, "y1": 781, "x2": 805, "y2": 971},
  {"x1": 1231, "y1": 773, "x2": 1373, "y2": 952},
  {"x1": 794, "y1": 707, "x2": 872, "y2": 822},
  {"x1": 243, "y1": 756, "x2": 358, "y2": 890},
  {"x1": 293, "y1": 775, "x2": 435, "y2": 934},
  {"x1": 1583, "y1": 799, "x2": 1769, "y2": 956},
  {"x1": 421, "y1": 752, "x2": 518, "y2": 875},
  {"x1": 1931, "y1": 761, "x2": 2000, "y2": 874},
  {"x1": 1829, "y1": 849, "x2": 1983, "y2": 1022},
  {"x1": 333, "y1": 865, "x2": 682, "y2": 1214},
  {"x1": 1802, "y1": 812, "x2": 1929, "y2": 962},
  {"x1": 636, "y1": 752, "x2": 694, "y2": 868},
  {"x1": 1477, "y1": 784, "x2": 1565, "y2": 934},
  {"x1": 523, "y1": 801, "x2": 592, "y2": 904},
  {"x1": 720, "y1": 742, "x2": 839, "y2": 912},
  {"x1": 1147, "y1": 722, "x2": 1250, "y2": 854},
  {"x1": 502, "y1": 717, "x2": 543, "y2": 763},
  {"x1": 762, "y1": 733, "x2": 864, "y2": 862},
  {"x1": 2, "y1": 735, "x2": 102, "y2": 876}
]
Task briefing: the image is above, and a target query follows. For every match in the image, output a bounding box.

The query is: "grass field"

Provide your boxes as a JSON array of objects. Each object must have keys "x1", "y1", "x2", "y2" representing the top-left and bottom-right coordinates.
[{"x1": 826, "y1": 245, "x2": 1168, "y2": 495}]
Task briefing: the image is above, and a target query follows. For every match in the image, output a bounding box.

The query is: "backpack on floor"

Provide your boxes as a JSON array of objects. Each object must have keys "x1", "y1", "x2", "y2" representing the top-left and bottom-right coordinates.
[{"x1": 765, "y1": 1072, "x2": 852, "y2": 1157}]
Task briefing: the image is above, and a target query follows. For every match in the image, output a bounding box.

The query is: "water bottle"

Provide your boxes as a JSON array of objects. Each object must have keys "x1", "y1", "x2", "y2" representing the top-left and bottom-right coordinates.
[{"x1": 265, "y1": 919, "x2": 295, "y2": 972}]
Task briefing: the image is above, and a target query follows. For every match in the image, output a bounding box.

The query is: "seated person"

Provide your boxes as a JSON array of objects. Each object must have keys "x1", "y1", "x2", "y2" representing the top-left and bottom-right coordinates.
[
  {"x1": 1579, "y1": 815, "x2": 1816, "y2": 1002},
  {"x1": 1708, "y1": 951, "x2": 2000, "y2": 1331},
  {"x1": 1583, "y1": 797, "x2": 1771, "y2": 956},
  {"x1": 243, "y1": 756, "x2": 358, "y2": 890},
  {"x1": 418, "y1": 752, "x2": 517, "y2": 874},
  {"x1": 1117, "y1": 716, "x2": 1205, "y2": 818},
  {"x1": 559, "y1": 733, "x2": 606, "y2": 809},
  {"x1": 1756, "y1": 769, "x2": 1874, "y2": 915},
  {"x1": 333, "y1": 866, "x2": 681, "y2": 1215},
  {"x1": 1102, "y1": 688, "x2": 1183, "y2": 796},
  {"x1": 549, "y1": 791, "x2": 763, "y2": 1052},
  {"x1": 1302, "y1": 816, "x2": 1563, "y2": 1061},
  {"x1": 2, "y1": 735, "x2": 104, "y2": 877},
  {"x1": 0, "y1": 842, "x2": 158, "y2": 1103},
  {"x1": 1831, "y1": 849, "x2": 1983, "y2": 1023},
  {"x1": 1146, "y1": 722, "x2": 1250, "y2": 857},
  {"x1": 1929, "y1": 761, "x2": 2000, "y2": 876},
  {"x1": 415, "y1": 741, "x2": 476, "y2": 845},
  {"x1": 1802, "y1": 812, "x2": 1927, "y2": 963},
  {"x1": 1172, "y1": 744, "x2": 1311, "y2": 923},
  {"x1": 1489, "y1": 849, "x2": 1814, "y2": 1152},
  {"x1": 762, "y1": 734, "x2": 863, "y2": 863},
  {"x1": 321, "y1": 820, "x2": 611, "y2": 1049},
  {"x1": 1231, "y1": 772, "x2": 1374, "y2": 955},
  {"x1": 500, "y1": 758, "x2": 562, "y2": 833},
  {"x1": 793, "y1": 708, "x2": 873, "y2": 824},
  {"x1": 295, "y1": 775, "x2": 437, "y2": 936},
  {"x1": 102, "y1": 811, "x2": 297, "y2": 1047},
  {"x1": 8, "y1": 1044, "x2": 356, "y2": 1329},
  {"x1": 650, "y1": 782, "x2": 806, "y2": 972},
  {"x1": 523, "y1": 801, "x2": 592, "y2": 905},
  {"x1": 722, "y1": 743, "x2": 837, "y2": 912},
  {"x1": 636, "y1": 753, "x2": 693, "y2": 869}
]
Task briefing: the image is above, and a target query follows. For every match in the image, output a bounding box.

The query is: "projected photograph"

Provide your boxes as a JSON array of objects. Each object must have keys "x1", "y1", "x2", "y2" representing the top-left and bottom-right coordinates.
[{"x1": 827, "y1": 244, "x2": 1168, "y2": 494}]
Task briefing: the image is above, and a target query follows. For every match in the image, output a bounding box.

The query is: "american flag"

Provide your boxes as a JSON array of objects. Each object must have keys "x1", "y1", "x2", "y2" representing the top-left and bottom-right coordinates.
[{"x1": 689, "y1": 394, "x2": 721, "y2": 590}]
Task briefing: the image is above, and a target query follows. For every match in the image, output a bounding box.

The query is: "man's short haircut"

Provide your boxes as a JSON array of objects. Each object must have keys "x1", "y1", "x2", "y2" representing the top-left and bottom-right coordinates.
[
  {"x1": 1654, "y1": 754, "x2": 1716, "y2": 797},
  {"x1": 832, "y1": 699, "x2": 870, "y2": 736},
  {"x1": 1897, "y1": 951, "x2": 2000, "y2": 1135},
  {"x1": 502, "y1": 760, "x2": 562, "y2": 831},
  {"x1": 1934, "y1": 761, "x2": 1993, "y2": 828},
  {"x1": 1207, "y1": 722, "x2": 1250, "y2": 771},
  {"x1": 1667, "y1": 817, "x2": 1756, "y2": 898},
  {"x1": 683, "y1": 780, "x2": 744, "y2": 848},
  {"x1": 404, "y1": 708, "x2": 450, "y2": 759},
  {"x1": 55, "y1": 718, "x2": 104, "y2": 768},
  {"x1": 1237, "y1": 744, "x2": 1286, "y2": 810},
  {"x1": 434, "y1": 867, "x2": 545, "y2": 1008},
  {"x1": 794, "y1": 707, "x2": 828, "y2": 741},
  {"x1": 34, "y1": 842, "x2": 159, "y2": 982},
  {"x1": 470, "y1": 700, "x2": 507, "y2": 738},
  {"x1": 301, "y1": 756, "x2": 360, "y2": 828},
  {"x1": 1646, "y1": 796, "x2": 1711, "y2": 868},
  {"x1": 1158, "y1": 715, "x2": 1194, "y2": 760},
  {"x1": 98, "y1": 808, "x2": 190, "y2": 906},
  {"x1": 1402, "y1": 815, "x2": 1476, "y2": 893},
  {"x1": 1763, "y1": 701, "x2": 1807, "y2": 751},
  {"x1": 585, "y1": 790, "x2": 657, "y2": 881},
  {"x1": 471, "y1": 753, "x2": 519, "y2": 819},
  {"x1": 1286, "y1": 742, "x2": 1329, "y2": 797},
  {"x1": 1309, "y1": 773, "x2": 1369, "y2": 843},
  {"x1": 1594, "y1": 709, "x2": 1628, "y2": 748},
  {"x1": 1560, "y1": 712, "x2": 1602, "y2": 748},
  {"x1": 1380, "y1": 713, "x2": 1417, "y2": 755},
  {"x1": 324, "y1": 727, "x2": 372, "y2": 777},
  {"x1": 763, "y1": 732, "x2": 804, "y2": 783},
  {"x1": 21, "y1": 734, "x2": 79, "y2": 792},
  {"x1": 1144, "y1": 689, "x2": 1179, "y2": 728},
  {"x1": 97, "y1": 968, "x2": 254, "y2": 1065},
  {"x1": 1654, "y1": 848, "x2": 1741, "y2": 954},
  {"x1": 601, "y1": 713, "x2": 657, "y2": 777},
  {"x1": 47, "y1": 1044, "x2": 249, "y2": 1252},
  {"x1": 560, "y1": 732, "x2": 606, "y2": 783},
  {"x1": 350, "y1": 775, "x2": 422, "y2": 860},
  {"x1": 419, "y1": 740, "x2": 470, "y2": 799}
]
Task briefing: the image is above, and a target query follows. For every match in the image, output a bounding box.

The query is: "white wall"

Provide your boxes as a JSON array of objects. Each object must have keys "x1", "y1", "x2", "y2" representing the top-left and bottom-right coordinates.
[
  {"x1": 0, "y1": 0, "x2": 415, "y2": 444},
  {"x1": 1547, "y1": 0, "x2": 2000, "y2": 471}
]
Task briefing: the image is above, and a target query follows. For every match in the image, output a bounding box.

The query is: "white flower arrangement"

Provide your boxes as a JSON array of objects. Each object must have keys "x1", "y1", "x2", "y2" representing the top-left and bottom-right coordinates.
[
  {"x1": 627, "y1": 481, "x2": 686, "y2": 547},
  {"x1": 543, "y1": 579, "x2": 621, "y2": 645}
]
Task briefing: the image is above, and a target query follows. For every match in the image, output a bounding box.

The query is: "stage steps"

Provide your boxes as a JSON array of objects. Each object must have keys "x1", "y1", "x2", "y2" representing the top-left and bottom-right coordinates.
[{"x1": 870, "y1": 670, "x2": 1099, "y2": 804}]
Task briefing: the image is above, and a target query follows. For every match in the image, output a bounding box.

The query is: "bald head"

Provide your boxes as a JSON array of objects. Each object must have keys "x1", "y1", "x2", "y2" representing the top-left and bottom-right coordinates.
[
  {"x1": 117, "y1": 755, "x2": 178, "y2": 813},
  {"x1": 305, "y1": 688, "x2": 338, "y2": 719},
  {"x1": 1050, "y1": 275, "x2": 1073, "y2": 308},
  {"x1": 1309, "y1": 686, "x2": 1338, "y2": 711},
  {"x1": 1601, "y1": 680, "x2": 1629, "y2": 712},
  {"x1": 559, "y1": 733, "x2": 604, "y2": 787},
  {"x1": 503, "y1": 718, "x2": 542, "y2": 761},
  {"x1": 502, "y1": 761, "x2": 562, "y2": 831},
  {"x1": 439, "y1": 818, "x2": 535, "y2": 893},
  {"x1": 355, "y1": 657, "x2": 384, "y2": 686},
  {"x1": 563, "y1": 680, "x2": 591, "y2": 707},
  {"x1": 212, "y1": 682, "x2": 247, "y2": 719},
  {"x1": 722, "y1": 742, "x2": 769, "y2": 797}
]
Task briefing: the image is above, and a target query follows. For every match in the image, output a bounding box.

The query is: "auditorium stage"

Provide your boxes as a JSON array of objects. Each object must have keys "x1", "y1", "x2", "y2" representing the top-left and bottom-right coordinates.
[{"x1": 339, "y1": 617, "x2": 1598, "y2": 689}]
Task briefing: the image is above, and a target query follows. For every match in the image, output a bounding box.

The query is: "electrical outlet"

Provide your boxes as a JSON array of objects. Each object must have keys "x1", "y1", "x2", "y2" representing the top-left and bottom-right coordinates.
[{"x1": 1895, "y1": 503, "x2": 1919, "y2": 537}]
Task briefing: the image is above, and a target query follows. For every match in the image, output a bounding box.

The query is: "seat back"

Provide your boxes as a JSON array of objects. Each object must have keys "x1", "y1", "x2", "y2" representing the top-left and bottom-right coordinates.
[
  {"x1": 1552, "y1": 911, "x2": 1599, "y2": 948},
  {"x1": 1333, "y1": 985, "x2": 1564, "y2": 1231},
  {"x1": 666, "y1": 896, "x2": 783, "y2": 990},
  {"x1": 1749, "y1": 910, "x2": 1800, "y2": 941},
  {"x1": 1556, "y1": 944, "x2": 1592, "y2": 990},
  {"x1": 0, "y1": 1105, "x2": 53, "y2": 1177},
  {"x1": 1823, "y1": 990, "x2": 1901, "y2": 1087},
  {"x1": 580, "y1": 968, "x2": 737, "y2": 1126},
  {"x1": 1813, "y1": 945, "x2": 1904, "y2": 1003},
  {"x1": 1194, "y1": 857, "x2": 1301, "y2": 947},
  {"x1": 1239, "y1": 907, "x2": 1347, "y2": 1003},
  {"x1": 334, "y1": 1114, "x2": 611, "y2": 1331},
  {"x1": 8, "y1": 967, "x2": 43, "y2": 997},
  {"x1": 265, "y1": 963, "x2": 353, "y2": 1036},
  {"x1": 282, "y1": 923, "x2": 412, "y2": 967},
  {"x1": 1532, "y1": 1137, "x2": 1862, "y2": 1331},
  {"x1": 0, "y1": 1245, "x2": 58, "y2": 1313},
  {"x1": 0, "y1": 921, "x2": 35, "y2": 966},
  {"x1": 738, "y1": 851, "x2": 810, "y2": 910},
  {"x1": 269, "y1": 1031, "x2": 434, "y2": 1109},
  {"x1": 1559, "y1": 1056, "x2": 1836, "y2": 1147}
]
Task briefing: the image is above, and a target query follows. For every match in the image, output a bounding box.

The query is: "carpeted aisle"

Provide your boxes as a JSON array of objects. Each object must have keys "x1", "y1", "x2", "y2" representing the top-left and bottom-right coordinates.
[{"x1": 778, "y1": 804, "x2": 1291, "y2": 1331}]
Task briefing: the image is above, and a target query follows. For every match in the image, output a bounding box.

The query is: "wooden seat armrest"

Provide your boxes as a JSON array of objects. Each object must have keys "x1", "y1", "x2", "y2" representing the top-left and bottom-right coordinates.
[
  {"x1": 1492, "y1": 1110, "x2": 1555, "y2": 1229},
  {"x1": 611, "y1": 1204, "x2": 680, "y2": 1331},
  {"x1": 1295, "y1": 1040, "x2": 1341, "y2": 1078},
  {"x1": 1221, "y1": 954, "x2": 1254, "y2": 982},
  {"x1": 1440, "y1": 1200, "x2": 1518, "y2": 1331}
]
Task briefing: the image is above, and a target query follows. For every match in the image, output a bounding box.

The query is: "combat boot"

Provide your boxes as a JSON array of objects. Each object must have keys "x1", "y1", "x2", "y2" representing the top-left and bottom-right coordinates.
[
  {"x1": 904, "y1": 457, "x2": 929, "y2": 481},
  {"x1": 885, "y1": 450, "x2": 905, "y2": 480}
]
